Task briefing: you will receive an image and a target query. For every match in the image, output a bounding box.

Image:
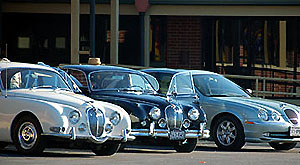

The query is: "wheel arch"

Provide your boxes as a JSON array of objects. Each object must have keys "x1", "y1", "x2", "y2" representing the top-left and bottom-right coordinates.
[
  {"x1": 10, "y1": 111, "x2": 43, "y2": 142},
  {"x1": 210, "y1": 112, "x2": 244, "y2": 133}
]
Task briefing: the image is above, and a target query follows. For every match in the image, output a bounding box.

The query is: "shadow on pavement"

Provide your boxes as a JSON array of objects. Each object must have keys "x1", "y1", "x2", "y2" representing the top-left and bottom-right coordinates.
[
  {"x1": 119, "y1": 145, "x2": 174, "y2": 154},
  {"x1": 0, "y1": 147, "x2": 95, "y2": 158},
  {"x1": 195, "y1": 145, "x2": 296, "y2": 153}
]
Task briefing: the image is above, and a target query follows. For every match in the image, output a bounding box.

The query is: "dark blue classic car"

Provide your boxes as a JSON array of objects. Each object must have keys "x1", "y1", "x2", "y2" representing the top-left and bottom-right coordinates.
[
  {"x1": 61, "y1": 65, "x2": 209, "y2": 152},
  {"x1": 143, "y1": 68, "x2": 300, "y2": 150}
]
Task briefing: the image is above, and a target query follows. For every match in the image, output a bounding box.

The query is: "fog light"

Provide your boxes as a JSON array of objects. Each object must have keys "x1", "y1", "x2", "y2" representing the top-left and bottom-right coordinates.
[
  {"x1": 158, "y1": 118, "x2": 167, "y2": 128},
  {"x1": 141, "y1": 121, "x2": 147, "y2": 127},
  {"x1": 182, "y1": 119, "x2": 191, "y2": 128},
  {"x1": 78, "y1": 123, "x2": 86, "y2": 132},
  {"x1": 105, "y1": 123, "x2": 113, "y2": 133}
]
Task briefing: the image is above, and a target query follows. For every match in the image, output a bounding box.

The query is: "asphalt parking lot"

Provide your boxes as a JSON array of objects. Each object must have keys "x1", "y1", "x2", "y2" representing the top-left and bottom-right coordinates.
[{"x1": 1, "y1": 141, "x2": 300, "y2": 165}]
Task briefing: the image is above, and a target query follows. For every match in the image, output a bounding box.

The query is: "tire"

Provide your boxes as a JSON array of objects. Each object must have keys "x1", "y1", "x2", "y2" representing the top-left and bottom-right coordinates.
[
  {"x1": 212, "y1": 115, "x2": 245, "y2": 150},
  {"x1": 173, "y1": 139, "x2": 197, "y2": 153},
  {"x1": 13, "y1": 116, "x2": 45, "y2": 155},
  {"x1": 269, "y1": 142, "x2": 297, "y2": 150},
  {"x1": 118, "y1": 143, "x2": 126, "y2": 151},
  {"x1": 92, "y1": 142, "x2": 121, "y2": 156}
]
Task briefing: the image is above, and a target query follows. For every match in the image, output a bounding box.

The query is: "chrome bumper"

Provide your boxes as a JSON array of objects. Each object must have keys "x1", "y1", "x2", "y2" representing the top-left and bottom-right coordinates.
[
  {"x1": 130, "y1": 128, "x2": 210, "y2": 139},
  {"x1": 42, "y1": 127, "x2": 135, "y2": 144}
]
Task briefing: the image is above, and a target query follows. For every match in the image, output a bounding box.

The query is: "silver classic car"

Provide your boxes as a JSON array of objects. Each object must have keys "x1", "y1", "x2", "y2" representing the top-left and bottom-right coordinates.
[
  {"x1": 143, "y1": 68, "x2": 300, "y2": 150},
  {"x1": 0, "y1": 60, "x2": 134, "y2": 155}
]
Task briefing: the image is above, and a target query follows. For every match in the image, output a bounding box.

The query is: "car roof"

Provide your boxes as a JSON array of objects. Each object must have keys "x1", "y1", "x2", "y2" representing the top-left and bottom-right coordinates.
[
  {"x1": 62, "y1": 65, "x2": 143, "y2": 75},
  {"x1": 0, "y1": 61, "x2": 56, "y2": 72},
  {"x1": 142, "y1": 68, "x2": 219, "y2": 76}
]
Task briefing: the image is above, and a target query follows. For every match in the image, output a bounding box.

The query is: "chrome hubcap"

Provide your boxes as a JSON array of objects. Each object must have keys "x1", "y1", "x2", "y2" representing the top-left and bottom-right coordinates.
[
  {"x1": 18, "y1": 122, "x2": 37, "y2": 150},
  {"x1": 217, "y1": 120, "x2": 236, "y2": 146}
]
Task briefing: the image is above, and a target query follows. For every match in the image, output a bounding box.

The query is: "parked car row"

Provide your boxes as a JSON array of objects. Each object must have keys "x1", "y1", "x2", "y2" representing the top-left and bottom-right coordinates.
[{"x1": 1, "y1": 59, "x2": 300, "y2": 156}]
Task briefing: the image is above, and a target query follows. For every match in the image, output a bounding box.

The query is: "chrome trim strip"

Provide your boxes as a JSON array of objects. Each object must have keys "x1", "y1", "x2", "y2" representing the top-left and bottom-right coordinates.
[
  {"x1": 259, "y1": 137, "x2": 300, "y2": 142},
  {"x1": 130, "y1": 129, "x2": 208, "y2": 139}
]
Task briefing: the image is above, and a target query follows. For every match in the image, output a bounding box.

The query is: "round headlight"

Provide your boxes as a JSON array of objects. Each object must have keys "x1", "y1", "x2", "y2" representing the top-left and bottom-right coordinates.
[
  {"x1": 258, "y1": 110, "x2": 269, "y2": 121},
  {"x1": 110, "y1": 112, "x2": 121, "y2": 126},
  {"x1": 271, "y1": 112, "x2": 281, "y2": 121},
  {"x1": 188, "y1": 108, "x2": 200, "y2": 121},
  {"x1": 68, "y1": 110, "x2": 80, "y2": 124},
  {"x1": 149, "y1": 107, "x2": 161, "y2": 120}
]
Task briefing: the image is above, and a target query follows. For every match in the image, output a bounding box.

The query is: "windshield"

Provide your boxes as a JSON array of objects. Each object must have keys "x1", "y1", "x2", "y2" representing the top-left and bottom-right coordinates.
[
  {"x1": 1, "y1": 68, "x2": 70, "y2": 90},
  {"x1": 89, "y1": 71, "x2": 155, "y2": 92},
  {"x1": 193, "y1": 74, "x2": 250, "y2": 97}
]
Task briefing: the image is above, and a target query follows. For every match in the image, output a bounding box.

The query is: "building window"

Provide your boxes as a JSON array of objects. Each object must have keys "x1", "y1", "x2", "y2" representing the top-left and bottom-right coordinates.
[
  {"x1": 18, "y1": 37, "x2": 30, "y2": 49},
  {"x1": 150, "y1": 16, "x2": 167, "y2": 67},
  {"x1": 55, "y1": 37, "x2": 66, "y2": 49}
]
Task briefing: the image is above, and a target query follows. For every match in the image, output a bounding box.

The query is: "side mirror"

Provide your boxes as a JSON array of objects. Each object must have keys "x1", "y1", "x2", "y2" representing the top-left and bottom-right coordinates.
[{"x1": 246, "y1": 89, "x2": 253, "y2": 94}]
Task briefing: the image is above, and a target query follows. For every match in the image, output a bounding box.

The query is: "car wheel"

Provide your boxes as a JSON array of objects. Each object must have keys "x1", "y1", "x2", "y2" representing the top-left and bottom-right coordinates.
[
  {"x1": 92, "y1": 142, "x2": 121, "y2": 156},
  {"x1": 269, "y1": 142, "x2": 297, "y2": 150},
  {"x1": 173, "y1": 139, "x2": 197, "y2": 153},
  {"x1": 212, "y1": 115, "x2": 245, "y2": 150},
  {"x1": 13, "y1": 116, "x2": 45, "y2": 155}
]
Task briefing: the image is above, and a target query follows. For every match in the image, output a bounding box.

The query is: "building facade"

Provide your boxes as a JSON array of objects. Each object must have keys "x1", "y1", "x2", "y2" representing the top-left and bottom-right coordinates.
[{"x1": 0, "y1": 0, "x2": 299, "y2": 97}]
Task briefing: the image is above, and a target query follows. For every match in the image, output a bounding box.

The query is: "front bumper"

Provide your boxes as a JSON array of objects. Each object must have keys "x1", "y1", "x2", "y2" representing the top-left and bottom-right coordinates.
[
  {"x1": 42, "y1": 127, "x2": 135, "y2": 144},
  {"x1": 130, "y1": 122, "x2": 210, "y2": 139},
  {"x1": 244, "y1": 120, "x2": 300, "y2": 143},
  {"x1": 130, "y1": 128, "x2": 210, "y2": 139}
]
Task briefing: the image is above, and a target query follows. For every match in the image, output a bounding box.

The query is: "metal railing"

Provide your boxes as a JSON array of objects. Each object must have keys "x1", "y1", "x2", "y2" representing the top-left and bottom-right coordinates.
[{"x1": 224, "y1": 74, "x2": 300, "y2": 98}]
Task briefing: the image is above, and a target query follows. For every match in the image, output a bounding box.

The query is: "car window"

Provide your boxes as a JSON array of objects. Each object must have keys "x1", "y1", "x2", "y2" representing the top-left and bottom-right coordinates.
[
  {"x1": 66, "y1": 69, "x2": 88, "y2": 87},
  {"x1": 167, "y1": 72, "x2": 195, "y2": 96},
  {"x1": 142, "y1": 73, "x2": 159, "y2": 91},
  {"x1": 89, "y1": 71, "x2": 155, "y2": 92},
  {"x1": 193, "y1": 74, "x2": 250, "y2": 97},
  {"x1": 1, "y1": 68, "x2": 69, "y2": 90},
  {"x1": 151, "y1": 73, "x2": 172, "y2": 94}
]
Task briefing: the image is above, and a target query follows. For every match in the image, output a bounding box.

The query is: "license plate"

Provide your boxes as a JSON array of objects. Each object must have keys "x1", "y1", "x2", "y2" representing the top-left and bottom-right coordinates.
[
  {"x1": 290, "y1": 127, "x2": 300, "y2": 136},
  {"x1": 169, "y1": 129, "x2": 185, "y2": 140}
]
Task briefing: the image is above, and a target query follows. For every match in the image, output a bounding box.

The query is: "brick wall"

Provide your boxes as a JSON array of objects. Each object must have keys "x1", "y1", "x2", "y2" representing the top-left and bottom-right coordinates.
[{"x1": 166, "y1": 16, "x2": 203, "y2": 69}]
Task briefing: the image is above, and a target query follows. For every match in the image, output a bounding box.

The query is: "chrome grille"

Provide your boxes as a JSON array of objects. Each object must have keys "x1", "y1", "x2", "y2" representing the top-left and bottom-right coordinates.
[
  {"x1": 87, "y1": 108, "x2": 105, "y2": 137},
  {"x1": 284, "y1": 109, "x2": 299, "y2": 125},
  {"x1": 165, "y1": 105, "x2": 183, "y2": 130}
]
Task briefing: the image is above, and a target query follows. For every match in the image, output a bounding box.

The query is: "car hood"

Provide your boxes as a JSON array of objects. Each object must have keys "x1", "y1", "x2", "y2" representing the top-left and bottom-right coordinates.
[
  {"x1": 7, "y1": 89, "x2": 94, "y2": 108},
  {"x1": 91, "y1": 90, "x2": 170, "y2": 109},
  {"x1": 210, "y1": 96, "x2": 299, "y2": 113}
]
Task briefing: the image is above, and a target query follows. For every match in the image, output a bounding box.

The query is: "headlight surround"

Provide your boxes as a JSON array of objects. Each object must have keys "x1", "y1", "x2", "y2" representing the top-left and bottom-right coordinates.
[
  {"x1": 258, "y1": 109, "x2": 269, "y2": 121},
  {"x1": 188, "y1": 108, "x2": 200, "y2": 121},
  {"x1": 110, "y1": 112, "x2": 121, "y2": 126},
  {"x1": 271, "y1": 112, "x2": 281, "y2": 121},
  {"x1": 68, "y1": 110, "x2": 80, "y2": 124},
  {"x1": 149, "y1": 107, "x2": 161, "y2": 120}
]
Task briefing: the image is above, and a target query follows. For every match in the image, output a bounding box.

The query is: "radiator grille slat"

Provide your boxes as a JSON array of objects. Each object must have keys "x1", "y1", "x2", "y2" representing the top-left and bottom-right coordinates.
[{"x1": 87, "y1": 108, "x2": 105, "y2": 137}]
